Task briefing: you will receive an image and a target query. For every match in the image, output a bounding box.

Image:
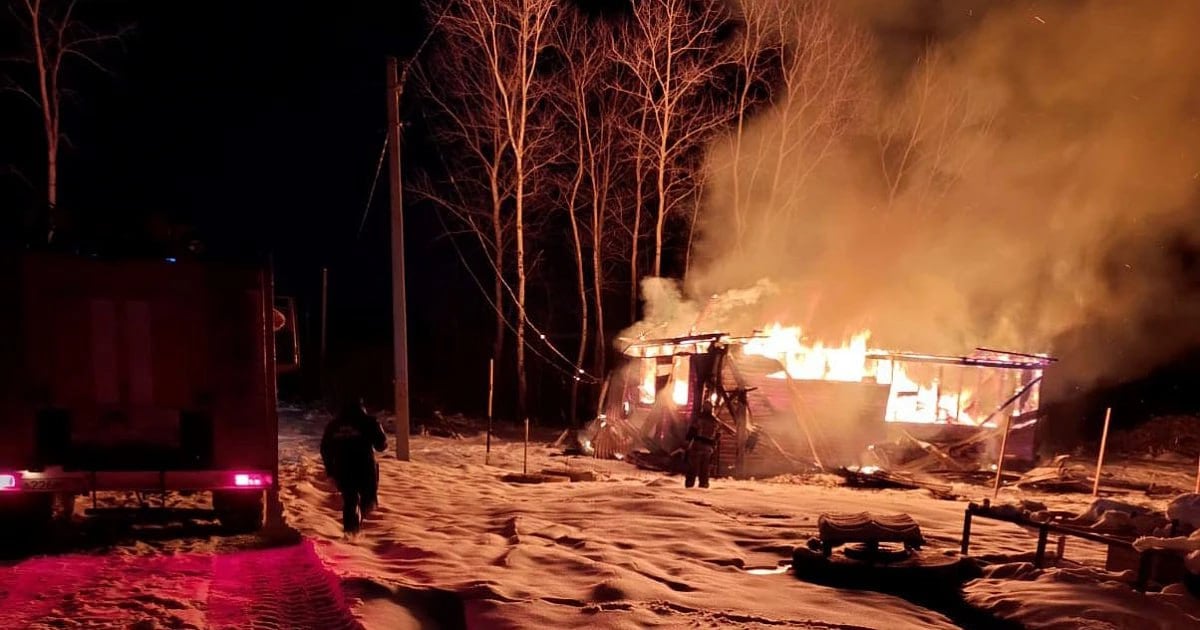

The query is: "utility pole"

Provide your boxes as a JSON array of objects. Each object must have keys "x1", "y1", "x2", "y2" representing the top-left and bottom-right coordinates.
[
  {"x1": 387, "y1": 57, "x2": 411, "y2": 461},
  {"x1": 319, "y1": 266, "x2": 329, "y2": 401},
  {"x1": 383, "y1": 9, "x2": 448, "y2": 462}
]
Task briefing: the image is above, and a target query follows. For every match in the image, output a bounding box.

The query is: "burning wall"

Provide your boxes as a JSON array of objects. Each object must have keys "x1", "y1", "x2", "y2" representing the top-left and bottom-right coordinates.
[{"x1": 594, "y1": 326, "x2": 1046, "y2": 475}]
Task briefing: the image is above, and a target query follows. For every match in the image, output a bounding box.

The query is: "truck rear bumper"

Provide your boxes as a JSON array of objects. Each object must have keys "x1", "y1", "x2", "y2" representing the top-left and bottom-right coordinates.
[{"x1": 0, "y1": 468, "x2": 274, "y2": 494}]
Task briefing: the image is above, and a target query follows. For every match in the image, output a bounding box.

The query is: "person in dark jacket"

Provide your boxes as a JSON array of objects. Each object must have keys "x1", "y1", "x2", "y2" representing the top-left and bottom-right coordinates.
[
  {"x1": 684, "y1": 403, "x2": 719, "y2": 489},
  {"x1": 320, "y1": 399, "x2": 387, "y2": 534}
]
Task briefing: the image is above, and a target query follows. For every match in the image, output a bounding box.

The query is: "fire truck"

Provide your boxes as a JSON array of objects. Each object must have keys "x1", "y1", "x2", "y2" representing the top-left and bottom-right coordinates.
[{"x1": 0, "y1": 251, "x2": 286, "y2": 532}]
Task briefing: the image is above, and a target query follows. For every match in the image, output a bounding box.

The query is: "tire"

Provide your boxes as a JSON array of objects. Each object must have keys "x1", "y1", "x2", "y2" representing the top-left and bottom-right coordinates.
[
  {"x1": 213, "y1": 490, "x2": 266, "y2": 533},
  {"x1": 54, "y1": 492, "x2": 76, "y2": 523},
  {"x1": 0, "y1": 493, "x2": 54, "y2": 538}
]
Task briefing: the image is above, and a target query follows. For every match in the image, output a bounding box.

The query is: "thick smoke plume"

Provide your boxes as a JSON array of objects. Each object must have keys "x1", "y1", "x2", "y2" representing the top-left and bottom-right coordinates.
[{"x1": 660, "y1": 0, "x2": 1200, "y2": 387}]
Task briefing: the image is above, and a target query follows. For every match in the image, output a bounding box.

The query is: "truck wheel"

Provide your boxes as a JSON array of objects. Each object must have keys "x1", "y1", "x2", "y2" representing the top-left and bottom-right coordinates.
[
  {"x1": 54, "y1": 493, "x2": 76, "y2": 523},
  {"x1": 0, "y1": 493, "x2": 54, "y2": 537},
  {"x1": 213, "y1": 490, "x2": 266, "y2": 533}
]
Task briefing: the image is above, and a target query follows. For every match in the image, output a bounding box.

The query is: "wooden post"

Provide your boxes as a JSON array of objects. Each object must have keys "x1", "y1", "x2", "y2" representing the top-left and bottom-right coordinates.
[
  {"x1": 960, "y1": 509, "x2": 972, "y2": 555},
  {"x1": 523, "y1": 418, "x2": 530, "y2": 475},
  {"x1": 319, "y1": 267, "x2": 328, "y2": 367},
  {"x1": 954, "y1": 368, "x2": 964, "y2": 424},
  {"x1": 387, "y1": 57, "x2": 411, "y2": 461},
  {"x1": 1034, "y1": 524, "x2": 1050, "y2": 568},
  {"x1": 319, "y1": 267, "x2": 328, "y2": 400},
  {"x1": 933, "y1": 365, "x2": 943, "y2": 421},
  {"x1": 1195, "y1": 451, "x2": 1200, "y2": 494},
  {"x1": 992, "y1": 411, "x2": 1014, "y2": 499},
  {"x1": 486, "y1": 358, "x2": 495, "y2": 465},
  {"x1": 1092, "y1": 407, "x2": 1112, "y2": 497}
]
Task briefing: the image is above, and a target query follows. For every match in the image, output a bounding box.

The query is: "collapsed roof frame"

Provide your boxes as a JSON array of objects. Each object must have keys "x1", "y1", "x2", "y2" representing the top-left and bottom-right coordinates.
[{"x1": 604, "y1": 333, "x2": 1054, "y2": 475}]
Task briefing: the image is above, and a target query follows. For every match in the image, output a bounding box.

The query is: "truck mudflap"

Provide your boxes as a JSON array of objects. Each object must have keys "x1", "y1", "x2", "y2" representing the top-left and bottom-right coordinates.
[{"x1": 0, "y1": 468, "x2": 274, "y2": 494}]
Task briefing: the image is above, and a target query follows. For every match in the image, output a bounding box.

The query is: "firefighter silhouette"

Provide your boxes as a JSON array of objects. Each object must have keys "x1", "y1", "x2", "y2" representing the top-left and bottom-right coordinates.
[
  {"x1": 685, "y1": 402, "x2": 719, "y2": 489},
  {"x1": 320, "y1": 399, "x2": 387, "y2": 534}
]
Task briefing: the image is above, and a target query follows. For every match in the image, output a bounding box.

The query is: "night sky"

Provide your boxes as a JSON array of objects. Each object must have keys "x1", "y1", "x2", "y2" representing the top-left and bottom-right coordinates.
[
  {"x1": 0, "y1": 2, "x2": 502, "y2": 415},
  {"x1": 4, "y1": 1, "x2": 1200, "y2": 431}
]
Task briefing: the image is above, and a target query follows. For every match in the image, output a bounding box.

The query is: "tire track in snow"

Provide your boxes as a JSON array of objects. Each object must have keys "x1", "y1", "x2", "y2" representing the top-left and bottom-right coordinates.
[
  {"x1": 0, "y1": 556, "x2": 107, "y2": 628},
  {"x1": 208, "y1": 540, "x2": 363, "y2": 630},
  {"x1": 0, "y1": 540, "x2": 361, "y2": 630}
]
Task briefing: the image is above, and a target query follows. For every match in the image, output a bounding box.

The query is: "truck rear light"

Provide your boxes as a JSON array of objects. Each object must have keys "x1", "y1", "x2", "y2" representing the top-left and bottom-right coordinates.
[
  {"x1": 0, "y1": 473, "x2": 18, "y2": 491},
  {"x1": 233, "y1": 473, "x2": 269, "y2": 488}
]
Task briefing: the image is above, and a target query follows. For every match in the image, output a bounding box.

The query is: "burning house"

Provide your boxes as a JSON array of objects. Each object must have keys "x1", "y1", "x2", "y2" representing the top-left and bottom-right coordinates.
[{"x1": 585, "y1": 326, "x2": 1053, "y2": 479}]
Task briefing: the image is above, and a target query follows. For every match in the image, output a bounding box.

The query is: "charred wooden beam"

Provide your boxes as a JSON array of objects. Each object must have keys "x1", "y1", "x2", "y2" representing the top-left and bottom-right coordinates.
[
  {"x1": 866, "y1": 351, "x2": 1054, "y2": 370},
  {"x1": 974, "y1": 347, "x2": 1059, "y2": 363}
]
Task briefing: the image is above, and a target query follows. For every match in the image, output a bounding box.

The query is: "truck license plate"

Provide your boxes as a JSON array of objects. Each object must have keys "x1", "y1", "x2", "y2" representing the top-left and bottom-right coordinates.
[{"x1": 22, "y1": 478, "x2": 73, "y2": 491}]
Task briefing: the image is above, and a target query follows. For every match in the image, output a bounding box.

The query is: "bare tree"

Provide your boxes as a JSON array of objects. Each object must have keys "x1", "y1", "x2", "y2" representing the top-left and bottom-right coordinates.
[
  {"x1": 876, "y1": 47, "x2": 996, "y2": 214},
  {"x1": 413, "y1": 24, "x2": 514, "y2": 370},
  {"x1": 683, "y1": 161, "x2": 710, "y2": 275},
  {"x1": 4, "y1": 0, "x2": 127, "y2": 243},
  {"x1": 550, "y1": 11, "x2": 633, "y2": 423},
  {"x1": 722, "y1": 0, "x2": 778, "y2": 254},
  {"x1": 612, "y1": 0, "x2": 732, "y2": 281},
  {"x1": 550, "y1": 15, "x2": 595, "y2": 426},
  {"x1": 432, "y1": 0, "x2": 560, "y2": 421},
  {"x1": 736, "y1": 1, "x2": 868, "y2": 244},
  {"x1": 582, "y1": 65, "x2": 627, "y2": 380}
]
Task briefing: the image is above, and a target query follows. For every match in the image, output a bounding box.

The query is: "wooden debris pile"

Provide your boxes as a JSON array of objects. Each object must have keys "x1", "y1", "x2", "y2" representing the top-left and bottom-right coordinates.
[
  {"x1": 835, "y1": 466, "x2": 957, "y2": 500},
  {"x1": 1014, "y1": 455, "x2": 1092, "y2": 492},
  {"x1": 1064, "y1": 497, "x2": 1176, "y2": 538},
  {"x1": 865, "y1": 430, "x2": 996, "y2": 475},
  {"x1": 418, "y1": 410, "x2": 477, "y2": 439}
]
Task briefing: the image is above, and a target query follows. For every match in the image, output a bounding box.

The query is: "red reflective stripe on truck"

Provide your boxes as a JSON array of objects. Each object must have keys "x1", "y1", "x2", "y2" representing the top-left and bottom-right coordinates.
[{"x1": 5, "y1": 470, "x2": 273, "y2": 492}]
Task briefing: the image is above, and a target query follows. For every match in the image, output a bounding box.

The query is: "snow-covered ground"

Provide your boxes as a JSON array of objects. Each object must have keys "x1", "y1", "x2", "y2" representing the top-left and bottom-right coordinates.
[
  {"x1": 0, "y1": 537, "x2": 361, "y2": 630},
  {"x1": 279, "y1": 409, "x2": 1200, "y2": 629},
  {"x1": 4, "y1": 408, "x2": 1200, "y2": 629}
]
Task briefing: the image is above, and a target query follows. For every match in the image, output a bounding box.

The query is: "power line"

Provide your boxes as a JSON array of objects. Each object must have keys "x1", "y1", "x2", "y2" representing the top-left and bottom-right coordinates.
[
  {"x1": 457, "y1": 218, "x2": 603, "y2": 383},
  {"x1": 431, "y1": 207, "x2": 602, "y2": 385},
  {"x1": 355, "y1": 133, "x2": 389, "y2": 241},
  {"x1": 353, "y1": 132, "x2": 602, "y2": 385}
]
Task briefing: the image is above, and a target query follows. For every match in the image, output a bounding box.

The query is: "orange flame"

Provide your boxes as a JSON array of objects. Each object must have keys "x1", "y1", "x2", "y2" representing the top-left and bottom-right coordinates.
[
  {"x1": 633, "y1": 322, "x2": 1040, "y2": 428},
  {"x1": 742, "y1": 323, "x2": 987, "y2": 426},
  {"x1": 639, "y1": 359, "x2": 656, "y2": 404},
  {"x1": 743, "y1": 324, "x2": 871, "y2": 382},
  {"x1": 671, "y1": 356, "x2": 689, "y2": 406}
]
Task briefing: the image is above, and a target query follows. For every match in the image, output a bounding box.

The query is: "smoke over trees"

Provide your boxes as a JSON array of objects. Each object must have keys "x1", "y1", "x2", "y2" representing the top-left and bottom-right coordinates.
[
  {"x1": 694, "y1": 0, "x2": 1200, "y2": 390},
  {"x1": 415, "y1": 0, "x2": 1200, "y2": 422}
]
